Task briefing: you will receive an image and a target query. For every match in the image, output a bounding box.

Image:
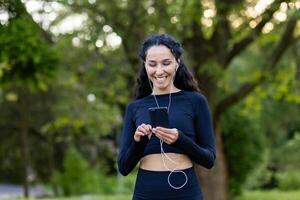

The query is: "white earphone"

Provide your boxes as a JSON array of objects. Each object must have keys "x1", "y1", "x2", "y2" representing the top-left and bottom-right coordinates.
[{"x1": 175, "y1": 59, "x2": 180, "y2": 72}]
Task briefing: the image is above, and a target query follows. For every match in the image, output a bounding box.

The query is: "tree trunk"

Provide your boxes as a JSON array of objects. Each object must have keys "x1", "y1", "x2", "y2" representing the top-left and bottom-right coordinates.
[
  {"x1": 49, "y1": 140, "x2": 59, "y2": 196},
  {"x1": 19, "y1": 89, "x2": 31, "y2": 198},
  {"x1": 196, "y1": 123, "x2": 229, "y2": 200}
]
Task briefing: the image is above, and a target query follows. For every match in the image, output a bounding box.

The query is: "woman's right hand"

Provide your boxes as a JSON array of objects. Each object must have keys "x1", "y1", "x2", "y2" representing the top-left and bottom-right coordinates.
[{"x1": 134, "y1": 123, "x2": 152, "y2": 142}]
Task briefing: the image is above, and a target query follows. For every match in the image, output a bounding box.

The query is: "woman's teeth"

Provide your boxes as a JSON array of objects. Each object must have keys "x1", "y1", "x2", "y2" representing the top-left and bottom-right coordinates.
[
  {"x1": 155, "y1": 76, "x2": 167, "y2": 80},
  {"x1": 155, "y1": 76, "x2": 167, "y2": 81}
]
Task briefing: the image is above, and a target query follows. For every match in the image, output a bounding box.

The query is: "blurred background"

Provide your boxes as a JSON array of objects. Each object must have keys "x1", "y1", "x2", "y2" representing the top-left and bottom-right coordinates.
[{"x1": 0, "y1": 0, "x2": 299, "y2": 200}]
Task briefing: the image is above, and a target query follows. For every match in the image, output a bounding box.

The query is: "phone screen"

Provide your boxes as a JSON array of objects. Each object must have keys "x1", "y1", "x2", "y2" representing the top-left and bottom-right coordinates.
[{"x1": 148, "y1": 107, "x2": 169, "y2": 128}]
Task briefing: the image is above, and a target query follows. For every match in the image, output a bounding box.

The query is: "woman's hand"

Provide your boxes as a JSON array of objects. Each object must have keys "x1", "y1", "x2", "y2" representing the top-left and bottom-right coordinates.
[
  {"x1": 153, "y1": 127, "x2": 179, "y2": 144},
  {"x1": 134, "y1": 123, "x2": 152, "y2": 142}
]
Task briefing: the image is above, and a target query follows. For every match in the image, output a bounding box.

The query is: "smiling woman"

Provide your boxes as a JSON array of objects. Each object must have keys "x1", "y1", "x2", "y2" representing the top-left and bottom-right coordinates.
[
  {"x1": 117, "y1": 33, "x2": 216, "y2": 200},
  {"x1": 144, "y1": 45, "x2": 179, "y2": 95}
]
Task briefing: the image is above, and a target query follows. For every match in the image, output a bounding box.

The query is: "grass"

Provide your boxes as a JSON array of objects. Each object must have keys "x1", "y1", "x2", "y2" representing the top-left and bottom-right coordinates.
[
  {"x1": 9, "y1": 190, "x2": 300, "y2": 200},
  {"x1": 236, "y1": 190, "x2": 300, "y2": 200},
  {"x1": 11, "y1": 195, "x2": 132, "y2": 200}
]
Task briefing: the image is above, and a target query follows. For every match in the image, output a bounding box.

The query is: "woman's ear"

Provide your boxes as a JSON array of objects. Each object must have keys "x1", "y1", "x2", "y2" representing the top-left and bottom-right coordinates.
[{"x1": 175, "y1": 59, "x2": 180, "y2": 71}]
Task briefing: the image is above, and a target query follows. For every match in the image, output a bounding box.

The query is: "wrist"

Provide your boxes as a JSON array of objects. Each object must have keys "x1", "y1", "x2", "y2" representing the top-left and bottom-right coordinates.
[
  {"x1": 173, "y1": 128, "x2": 181, "y2": 143},
  {"x1": 173, "y1": 129, "x2": 182, "y2": 146}
]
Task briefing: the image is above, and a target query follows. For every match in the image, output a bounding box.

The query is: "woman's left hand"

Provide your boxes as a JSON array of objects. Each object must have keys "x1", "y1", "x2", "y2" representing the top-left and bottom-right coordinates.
[{"x1": 153, "y1": 127, "x2": 179, "y2": 144}]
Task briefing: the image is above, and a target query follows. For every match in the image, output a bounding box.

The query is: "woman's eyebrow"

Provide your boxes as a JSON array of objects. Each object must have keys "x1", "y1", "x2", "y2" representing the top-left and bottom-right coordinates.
[{"x1": 147, "y1": 58, "x2": 173, "y2": 62}]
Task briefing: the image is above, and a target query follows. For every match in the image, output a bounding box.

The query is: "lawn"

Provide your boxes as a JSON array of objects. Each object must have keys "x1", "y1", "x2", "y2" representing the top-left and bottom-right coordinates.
[
  {"x1": 236, "y1": 190, "x2": 300, "y2": 200},
  {"x1": 10, "y1": 190, "x2": 300, "y2": 200},
  {"x1": 13, "y1": 195, "x2": 132, "y2": 200}
]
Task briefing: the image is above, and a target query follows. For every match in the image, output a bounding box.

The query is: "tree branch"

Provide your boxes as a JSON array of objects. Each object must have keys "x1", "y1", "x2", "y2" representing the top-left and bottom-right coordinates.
[
  {"x1": 121, "y1": 0, "x2": 147, "y2": 71},
  {"x1": 223, "y1": 0, "x2": 286, "y2": 68},
  {"x1": 266, "y1": 18, "x2": 297, "y2": 70},
  {"x1": 210, "y1": 0, "x2": 233, "y2": 64},
  {"x1": 14, "y1": 0, "x2": 54, "y2": 44},
  {"x1": 182, "y1": 0, "x2": 209, "y2": 66},
  {"x1": 292, "y1": 40, "x2": 300, "y2": 81},
  {"x1": 214, "y1": 18, "x2": 297, "y2": 122}
]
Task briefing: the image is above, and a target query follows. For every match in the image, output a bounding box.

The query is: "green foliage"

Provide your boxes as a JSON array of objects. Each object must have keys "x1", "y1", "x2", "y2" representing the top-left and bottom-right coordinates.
[
  {"x1": 51, "y1": 145, "x2": 101, "y2": 196},
  {"x1": 51, "y1": 144, "x2": 137, "y2": 196},
  {"x1": 116, "y1": 170, "x2": 137, "y2": 195},
  {"x1": 271, "y1": 133, "x2": 300, "y2": 191},
  {"x1": 0, "y1": 18, "x2": 58, "y2": 90},
  {"x1": 273, "y1": 133, "x2": 300, "y2": 171},
  {"x1": 267, "y1": 48, "x2": 300, "y2": 104},
  {"x1": 236, "y1": 190, "x2": 300, "y2": 200},
  {"x1": 221, "y1": 105, "x2": 266, "y2": 196},
  {"x1": 277, "y1": 170, "x2": 300, "y2": 191},
  {"x1": 287, "y1": 8, "x2": 300, "y2": 20},
  {"x1": 240, "y1": 93, "x2": 300, "y2": 191},
  {"x1": 42, "y1": 35, "x2": 126, "y2": 138}
]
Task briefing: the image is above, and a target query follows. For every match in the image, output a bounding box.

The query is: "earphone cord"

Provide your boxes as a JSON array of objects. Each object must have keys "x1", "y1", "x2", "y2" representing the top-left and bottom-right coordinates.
[{"x1": 148, "y1": 75, "x2": 188, "y2": 190}]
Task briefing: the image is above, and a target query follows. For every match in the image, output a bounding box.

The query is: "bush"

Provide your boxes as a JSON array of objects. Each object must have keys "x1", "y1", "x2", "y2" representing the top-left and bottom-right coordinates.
[
  {"x1": 51, "y1": 145, "x2": 101, "y2": 196},
  {"x1": 221, "y1": 105, "x2": 266, "y2": 196},
  {"x1": 278, "y1": 170, "x2": 300, "y2": 191},
  {"x1": 273, "y1": 133, "x2": 300, "y2": 171},
  {"x1": 116, "y1": 170, "x2": 137, "y2": 194}
]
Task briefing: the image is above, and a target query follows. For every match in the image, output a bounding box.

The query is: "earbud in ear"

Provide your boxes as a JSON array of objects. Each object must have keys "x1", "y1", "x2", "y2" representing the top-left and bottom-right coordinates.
[{"x1": 175, "y1": 64, "x2": 179, "y2": 72}]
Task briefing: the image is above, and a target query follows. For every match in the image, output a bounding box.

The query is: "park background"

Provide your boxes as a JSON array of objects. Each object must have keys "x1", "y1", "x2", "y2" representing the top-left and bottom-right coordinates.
[{"x1": 0, "y1": 0, "x2": 300, "y2": 200}]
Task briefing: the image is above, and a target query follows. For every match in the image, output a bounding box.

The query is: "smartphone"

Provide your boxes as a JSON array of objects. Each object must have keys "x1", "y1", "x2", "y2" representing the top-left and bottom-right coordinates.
[{"x1": 148, "y1": 107, "x2": 169, "y2": 128}]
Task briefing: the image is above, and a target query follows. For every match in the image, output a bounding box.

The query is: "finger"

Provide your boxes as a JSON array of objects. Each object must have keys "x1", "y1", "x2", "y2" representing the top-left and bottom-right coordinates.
[
  {"x1": 154, "y1": 132, "x2": 170, "y2": 143},
  {"x1": 154, "y1": 132, "x2": 163, "y2": 140},
  {"x1": 154, "y1": 128, "x2": 173, "y2": 139},
  {"x1": 161, "y1": 135, "x2": 174, "y2": 144},
  {"x1": 153, "y1": 128, "x2": 165, "y2": 137},
  {"x1": 161, "y1": 137, "x2": 172, "y2": 144},
  {"x1": 142, "y1": 124, "x2": 152, "y2": 134},
  {"x1": 140, "y1": 124, "x2": 151, "y2": 134},
  {"x1": 146, "y1": 124, "x2": 152, "y2": 133},
  {"x1": 135, "y1": 131, "x2": 145, "y2": 136},
  {"x1": 164, "y1": 139, "x2": 172, "y2": 144},
  {"x1": 138, "y1": 126, "x2": 148, "y2": 134},
  {"x1": 156, "y1": 129, "x2": 178, "y2": 142},
  {"x1": 156, "y1": 127, "x2": 174, "y2": 134}
]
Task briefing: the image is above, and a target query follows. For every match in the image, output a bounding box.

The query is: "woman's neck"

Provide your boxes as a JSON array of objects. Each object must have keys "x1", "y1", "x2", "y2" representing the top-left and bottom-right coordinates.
[{"x1": 151, "y1": 86, "x2": 181, "y2": 95}]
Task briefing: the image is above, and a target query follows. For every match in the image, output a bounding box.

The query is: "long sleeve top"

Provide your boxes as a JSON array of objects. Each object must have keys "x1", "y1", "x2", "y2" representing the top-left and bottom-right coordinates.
[{"x1": 117, "y1": 90, "x2": 216, "y2": 176}]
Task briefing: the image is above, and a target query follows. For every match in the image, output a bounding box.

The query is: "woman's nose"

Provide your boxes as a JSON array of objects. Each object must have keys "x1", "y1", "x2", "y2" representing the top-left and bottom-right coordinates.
[{"x1": 155, "y1": 64, "x2": 164, "y2": 73}]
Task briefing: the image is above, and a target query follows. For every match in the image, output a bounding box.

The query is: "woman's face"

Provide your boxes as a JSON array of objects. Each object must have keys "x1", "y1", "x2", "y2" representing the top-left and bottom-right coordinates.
[{"x1": 145, "y1": 45, "x2": 177, "y2": 94}]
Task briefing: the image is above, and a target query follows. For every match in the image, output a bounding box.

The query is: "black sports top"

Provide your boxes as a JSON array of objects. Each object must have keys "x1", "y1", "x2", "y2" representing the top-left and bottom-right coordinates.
[{"x1": 117, "y1": 90, "x2": 216, "y2": 176}]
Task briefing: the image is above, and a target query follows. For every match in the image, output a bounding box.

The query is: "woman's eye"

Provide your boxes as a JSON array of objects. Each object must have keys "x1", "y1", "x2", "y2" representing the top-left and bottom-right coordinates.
[{"x1": 146, "y1": 62, "x2": 171, "y2": 67}]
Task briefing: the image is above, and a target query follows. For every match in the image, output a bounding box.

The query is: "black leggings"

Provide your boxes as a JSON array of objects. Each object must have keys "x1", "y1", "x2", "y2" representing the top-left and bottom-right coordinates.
[{"x1": 132, "y1": 166, "x2": 203, "y2": 200}]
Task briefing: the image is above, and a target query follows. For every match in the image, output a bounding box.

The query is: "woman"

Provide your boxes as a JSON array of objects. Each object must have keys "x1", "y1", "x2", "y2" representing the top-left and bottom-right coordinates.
[{"x1": 118, "y1": 33, "x2": 216, "y2": 200}]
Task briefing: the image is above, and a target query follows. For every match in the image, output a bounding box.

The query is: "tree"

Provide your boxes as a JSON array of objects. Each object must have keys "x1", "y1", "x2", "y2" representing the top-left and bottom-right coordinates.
[
  {"x1": 54, "y1": 1, "x2": 299, "y2": 199},
  {"x1": 0, "y1": 0, "x2": 58, "y2": 197},
  {"x1": 11, "y1": 0, "x2": 300, "y2": 199}
]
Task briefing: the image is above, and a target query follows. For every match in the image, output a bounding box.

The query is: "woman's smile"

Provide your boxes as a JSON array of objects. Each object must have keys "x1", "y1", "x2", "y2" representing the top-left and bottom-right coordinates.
[
  {"x1": 145, "y1": 45, "x2": 177, "y2": 94},
  {"x1": 154, "y1": 75, "x2": 168, "y2": 82}
]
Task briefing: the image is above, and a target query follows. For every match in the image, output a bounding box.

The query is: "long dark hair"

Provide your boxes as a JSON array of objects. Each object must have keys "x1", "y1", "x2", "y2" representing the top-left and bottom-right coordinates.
[{"x1": 134, "y1": 33, "x2": 200, "y2": 99}]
